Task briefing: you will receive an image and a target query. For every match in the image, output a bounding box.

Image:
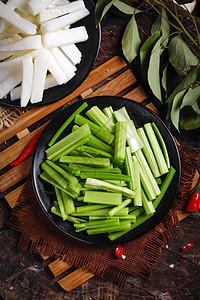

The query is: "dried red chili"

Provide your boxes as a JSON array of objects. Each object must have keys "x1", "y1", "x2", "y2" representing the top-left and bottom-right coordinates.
[
  {"x1": 186, "y1": 181, "x2": 200, "y2": 213},
  {"x1": 181, "y1": 243, "x2": 194, "y2": 251},
  {"x1": 115, "y1": 245, "x2": 126, "y2": 259},
  {"x1": 10, "y1": 132, "x2": 42, "y2": 166}
]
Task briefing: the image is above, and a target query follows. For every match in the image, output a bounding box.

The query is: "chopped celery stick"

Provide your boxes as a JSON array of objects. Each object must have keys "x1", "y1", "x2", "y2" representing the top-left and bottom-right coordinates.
[
  {"x1": 114, "y1": 107, "x2": 143, "y2": 152},
  {"x1": 132, "y1": 159, "x2": 142, "y2": 206},
  {"x1": 46, "y1": 123, "x2": 91, "y2": 160},
  {"x1": 61, "y1": 190, "x2": 75, "y2": 215},
  {"x1": 108, "y1": 198, "x2": 132, "y2": 217},
  {"x1": 76, "y1": 204, "x2": 112, "y2": 213},
  {"x1": 72, "y1": 124, "x2": 113, "y2": 153},
  {"x1": 74, "y1": 114, "x2": 115, "y2": 145},
  {"x1": 71, "y1": 208, "x2": 129, "y2": 217},
  {"x1": 76, "y1": 196, "x2": 84, "y2": 201},
  {"x1": 129, "y1": 207, "x2": 144, "y2": 218},
  {"x1": 135, "y1": 149, "x2": 160, "y2": 196},
  {"x1": 84, "y1": 191, "x2": 122, "y2": 205},
  {"x1": 40, "y1": 172, "x2": 78, "y2": 198},
  {"x1": 51, "y1": 206, "x2": 85, "y2": 224},
  {"x1": 144, "y1": 123, "x2": 168, "y2": 175},
  {"x1": 114, "y1": 121, "x2": 127, "y2": 165},
  {"x1": 86, "y1": 105, "x2": 115, "y2": 133},
  {"x1": 137, "y1": 127, "x2": 160, "y2": 178},
  {"x1": 81, "y1": 168, "x2": 121, "y2": 174},
  {"x1": 45, "y1": 160, "x2": 78, "y2": 187},
  {"x1": 52, "y1": 136, "x2": 90, "y2": 161},
  {"x1": 132, "y1": 155, "x2": 156, "y2": 201},
  {"x1": 89, "y1": 215, "x2": 136, "y2": 222},
  {"x1": 76, "y1": 145, "x2": 113, "y2": 159},
  {"x1": 60, "y1": 156, "x2": 111, "y2": 168},
  {"x1": 48, "y1": 102, "x2": 88, "y2": 146},
  {"x1": 85, "y1": 178, "x2": 135, "y2": 198},
  {"x1": 151, "y1": 122, "x2": 170, "y2": 169},
  {"x1": 87, "y1": 221, "x2": 131, "y2": 235},
  {"x1": 125, "y1": 147, "x2": 136, "y2": 191},
  {"x1": 104, "y1": 180, "x2": 127, "y2": 186},
  {"x1": 74, "y1": 218, "x2": 119, "y2": 229},
  {"x1": 55, "y1": 186, "x2": 67, "y2": 221},
  {"x1": 58, "y1": 163, "x2": 80, "y2": 176},
  {"x1": 155, "y1": 177, "x2": 162, "y2": 185},
  {"x1": 80, "y1": 173, "x2": 131, "y2": 181},
  {"x1": 41, "y1": 162, "x2": 69, "y2": 189},
  {"x1": 51, "y1": 205, "x2": 62, "y2": 217},
  {"x1": 141, "y1": 189, "x2": 156, "y2": 215},
  {"x1": 103, "y1": 106, "x2": 115, "y2": 123}
]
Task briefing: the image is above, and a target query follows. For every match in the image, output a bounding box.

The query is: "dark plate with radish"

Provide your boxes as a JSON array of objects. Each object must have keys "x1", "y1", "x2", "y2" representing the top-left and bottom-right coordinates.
[{"x1": 32, "y1": 96, "x2": 181, "y2": 245}]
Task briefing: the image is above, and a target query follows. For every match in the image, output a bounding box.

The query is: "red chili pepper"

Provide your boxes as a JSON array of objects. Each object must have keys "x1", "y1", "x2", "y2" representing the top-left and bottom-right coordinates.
[
  {"x1": 181, "y1": 242, "x2": 194, "y2": 251},
  {"x1": 115, "y1": 245, "x2": 126, "y2": 259},
  {"x1": 186, "y1": 181, "x2": 200, "y2": 213},
  {"x1": 10, "y1": 132, "x2": 42, "y2": 166}
]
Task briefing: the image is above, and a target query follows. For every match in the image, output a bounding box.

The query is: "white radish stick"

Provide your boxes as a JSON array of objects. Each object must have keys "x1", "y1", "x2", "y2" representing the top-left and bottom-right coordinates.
[
  {"x1": 6, "y1": 0, "x2": 28, "y2": 10},
  {"x1": 0, "y1": 2, "x2": 37, "y2": 35},
  {"x1": 39, "y1": 0, "x2": 85, "y2": 22},
  {"x1": 60, "y1": 43, "x2": 82, "y2": 65},
  {"x1": 47, "y1": 51, "x2": 69, "y2": 84},
  {"x1": 0, "y1": 34, "x2": 22, "y2": 46},
  {"x1": 0, "y1": 35, "x2": 42, "y2": 51},
  {"x1": 0, "y1": 51, "x2": 15, "y2": 61},
  {"x1": 0, "y1": 66, "x2": 19, "y2": 83},
  {"x1": 42, "y1": 26, "x2": 88, "y2": 48},
  {"x1": 30, "y1": 54, "x2": 49, "y2": 103},
  {"x1": 0, "y1": 69, "x2": 22, "y2": 99},
  {"x1": 40, "y1": 7, "x2": 89, "y2": 33},
  {"x1": 28, "y1": 0, "x2": 53, "y2": 16},
  {"x1": 20, "y1": 56, "x2": 33, "y2": 107}
]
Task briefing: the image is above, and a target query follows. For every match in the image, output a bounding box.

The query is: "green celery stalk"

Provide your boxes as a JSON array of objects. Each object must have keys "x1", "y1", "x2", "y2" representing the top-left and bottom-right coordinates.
[
  {"x1": 71, "y1": 207, "x2": 129, "y2": 217},
  {"x1": 48, "y1": 102, "x2": 88, "y2": 146},
  {"x1": 125, "y1": 147, "x2": 136, "y2": 191},
  {"x1": 76, "y1": 204, "x2": 112, "y2": 213},
  {"x1": 80, "y1": 172, "x2": 131, "y2": 181},
  {"x1": 41, "y1": 162, "x2": 69, "y2": 189},
  {"x1": 60, "y1": 156, "x2": 111, "y2": 168},
  {"x1": 61, "y1": 190, "x2": 75, "y2": 215},
  {"x1": 155, "y1": 177, "x2": 162, "y2": 185},
  {"x1": 74, "y1": 114, "x2": 115, "y2": 145},
  {"x1": 114, "y1": 107, "x2": 143, "y2": 152},
  {"x1": 132, "y1": 159, "x2": 142, "y2": 206},
  {"x1": 141, "y1": 189, "x2": 156, "y2": 216},
  {"x1": 84, "y1": 178, "x2": 135, "y2": 198},
  {"x1": 86, "y1": 105, "x2": 115, "y2": 133},
  {"x1": 74, "y1": 218, "x2": 119, "y2": 229},
  {"x1": 137, "y1": 127, "x2": 160, "y2": 178},
  {"x1": 55, "y1": 187, "x2": 68, "y2": 221},
  {"x1": 87, "y1": 221, "x2": 131, "y2": 235},
  {"x1": 51, "y1": 206, "x2": 85, "y2": 223},
  {"x1": 58, "y1": 163, "x2": 81, "y2": 176},
  {"x1": 46, "y1": 123, "x2": 91, "y2": 160},
  {"x1": 83, "y1": 191, "x2": 122, "y2": 205},
  {"x1": 129, "y1": 207, "x2": 144, "y2": 218},
  {"x1": 135, "y1": 149, "x2": 160, "y2": 196},
  {"x1": 144, "y1": 123, "x2": 168, "y2": 175},
  {"x1": 108, "y1": 198, "x2": 132, "y2": 217},
  {"x1": 103, "y1": 106, "x2": 116, "y2": 123},
  {"x1": 114, "y1": 121, "x2": 127, "y2": 165},
  {"x1": 151, "y1": 122, "x2": 170, "y2": 169},
  {"x1": 76, "y1": 145, "x2": 113, "y2": 159},
  {"x1": 69, "y1": 163, "x2": 113, "y2": 172}
]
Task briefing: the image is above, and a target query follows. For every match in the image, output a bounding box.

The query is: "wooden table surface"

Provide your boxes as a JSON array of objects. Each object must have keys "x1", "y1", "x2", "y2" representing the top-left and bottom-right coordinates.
[{"x1": 1, "y1": 2, "x2": 200, "y2": 299}]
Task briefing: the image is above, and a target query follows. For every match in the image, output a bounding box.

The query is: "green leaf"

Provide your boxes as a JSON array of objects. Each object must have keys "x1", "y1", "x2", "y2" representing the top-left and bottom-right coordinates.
[
  {"x1": 147, "y1": 37, "x2": 162, "y2": 101},
  {"x1": 180, "y1": 106, "x2": 200, "y2": 130},
  {"x1": 168, "y1": 35, "x2": 199, "y2": 76},
  {"x1": 122, "y1": 14, "x2": 141, "y2": 63},
  {"x1": 94, "y1": 0, "x2": 117, "y2": 26},
  {"x1": 170, "y1": 89, "x2": 186, "y2": 131},
  {"x1": 151, "y1": 8, "x2": 170, "y2": 49},
  {"x1": 192, "y1": 101, "x2": 200, "y2": 114},
  {"x1": 180, "y1": 85, "x2": 200, "y2": 109},
  {"x1": 161, "y1": 63, "x2": 168, "y2": 98},
  {"x1": 112, "y1": 0, "x2": 141, "y2": 16},
  {"x1": 176, "y1": 0, "x2": 194, "y2": 4},
  {"x1": 151, "y1": 15, "x2": 161, "y2": 35},
  {"x1": 140, "y1": 31, "x2": 159, "y2": 79}
]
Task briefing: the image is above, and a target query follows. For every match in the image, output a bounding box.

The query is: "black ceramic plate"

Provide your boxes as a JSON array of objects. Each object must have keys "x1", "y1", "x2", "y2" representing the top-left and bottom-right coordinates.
[
  {"x1": 0, "y1": 0, "x2": 100, "y2": 108},
  {"x1": 32, "y1": 96, "x2": 181, "y2": 245}
]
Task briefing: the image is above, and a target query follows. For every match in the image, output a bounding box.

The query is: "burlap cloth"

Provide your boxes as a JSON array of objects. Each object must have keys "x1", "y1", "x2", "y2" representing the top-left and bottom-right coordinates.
[{"x1": 7, "y1": 145, "x2": 200, "y2": 286}]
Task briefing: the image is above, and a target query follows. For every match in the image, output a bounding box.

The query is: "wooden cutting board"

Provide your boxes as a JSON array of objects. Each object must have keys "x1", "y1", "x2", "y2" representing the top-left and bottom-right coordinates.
[{"x1": 0, "y1": 56, "x2": 199, "y2": 292}]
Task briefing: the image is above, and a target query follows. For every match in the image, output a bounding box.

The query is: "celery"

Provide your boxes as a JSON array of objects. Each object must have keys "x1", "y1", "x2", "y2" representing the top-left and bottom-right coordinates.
[
  {"x1": 71, "y1": 208, "x2": 129, "y2": 217},
  {"x1": 76, "y1": 145, "x2": 113, "y2": 159},
  {"x1": 89, "y1": 215, "x2": 136, "y2": 222},
  {"x1": 46, "y1": 123, "x2": 91, "y2": 160},
  {"x1": 86, "y1": 105, "x2": 115, "y2": 133},
  {"x1": 60, "y1": 156, "x2": 111, "y2": 168},
  {"x1": 76, "y1": 204, "x2": 112, "y2": 213},
  {"x1": 137, "y1": 127, "x2": 160, "y2": 178},
  {"x1": 114, "y1": 121, "x2": 127, "y2": 165},
  {"x1": 85, "y1": 178, "x2": 135, "y2": 198},
  {"x1": 84, "y1": 191, "x2": 122, "y2": 205},
  {"x1": 144, "y1": 123, "x2": 168, "y2": 175},
  {"x1": 74, "y1": 114, "x2": 115, "y2": 145},
  {"x1": 55, "y1": 187, "x2": 67, "y2": 221},
  {"x1": 61, "y1": 190, "x2": 75, "y2": 215},
  {"x1": 141, "y1": 189, "x2": 156, "y2": 216},
  {"x1": 125, "y1": 147, "x2": 136, "y2": 190},
  {"x1": 103, "y1": 106, "x2": 115, "y2": 123},
  {"x1": 68, "y1": 164, "x2": 114, "y2": 172},
  {"x1": 108, "y1": 199, "x2": 132, "y2": 217},
  {"x1": 48, "y1": 102, "x2": 88, "y2": 147},
  {"x1": 87, "y1": 221, "x2": 131, "y2": 235},
  {"x1": 58, "y1": 163, "x2": 80, "y2": 176},
  {"x1": 51, "y1": 206, "x2": 84, "y2": 224},
  {"x1": 80, "y1": 173, "x2": 131, "y2": 181},
  {"x1": 132, "y1": 160, "x2": 142, "y2": 206},
  {"x1": 41, "y1": 162, "x2": 69, "y2": 190},
  {"x1": 114, "y1": 107, "x2": 143, "y2": 152},
  {"x1": 74, "y1": 218, "x2": 119, "y2": 229}
]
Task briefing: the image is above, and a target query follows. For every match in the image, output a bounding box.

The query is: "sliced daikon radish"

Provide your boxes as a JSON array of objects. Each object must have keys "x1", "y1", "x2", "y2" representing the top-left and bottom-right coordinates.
[
  {"x1": 30, "y1": 54, "x2": 49, "y2": 103},
  {"x1": 0, "y1": 65, "x2": 19, "y2": 83},
  {"x1": 60, "y1": 43, "x2": 82, "y2": 65},
  {"x1": 0, "y1": 68, "x2": 22, "y2": 99},
  {"x1": 6, "y1": 0, "x2": 28, "y2": 10},
  {"x1": 50, "y1": 47, "x2": 76, "y2": 80},
  {"x1": 0, "y1": 51, "x2": 14, "y2": 61},
  {"x1": 21, "y1": 56, "x2": 33, "y2": 107},
  {"x1": 0, "y1": 35, "x2": 42, "y2": 51},
  {"x1": 0, "y1": 20, "x2": 10, "y2": 34},
  {"x1": 0, "y1": 26, "x2": 23, "y2": 40},
  {"x1": 47, "y1": 50, "x2": 69, "y2": 84},
  {"x1": 39, "y1": 0, "x2": 85, "y2": 23},
  {"x1": 28, "y1": 0, "x2": 53, "y2": 16},
  {"x1": 10, "y1": 86, "x2": 21, "y2": 101},
  {"x1": 0, "y1": 34, "x2": 22, "y2": 46},
  {"x1": 40, "y1": 7, "x2": 89, "y2": 33},
  {"x1": 42, "y1": 26, "x2": 88, "y2": 48},
  {"x1": 47, "y1": 0, "x2": 69, "y2": 9}
]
